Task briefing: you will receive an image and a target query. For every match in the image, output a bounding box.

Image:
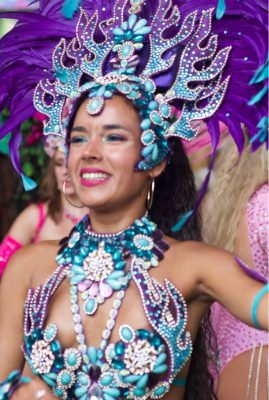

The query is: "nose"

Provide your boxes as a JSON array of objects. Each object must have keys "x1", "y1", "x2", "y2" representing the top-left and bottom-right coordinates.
[{"x1": 82, "y1": 135, "x2": 103, "y2": 162}]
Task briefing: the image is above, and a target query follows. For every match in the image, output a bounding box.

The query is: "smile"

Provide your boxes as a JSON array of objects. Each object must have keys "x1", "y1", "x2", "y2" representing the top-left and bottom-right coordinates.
[{"x1": 80, "y1": 169, "x2": 111, "y2": 187}]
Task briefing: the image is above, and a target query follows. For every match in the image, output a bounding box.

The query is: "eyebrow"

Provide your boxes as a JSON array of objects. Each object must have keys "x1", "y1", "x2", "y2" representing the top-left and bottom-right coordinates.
[{"x1": 71, "y1": 124, "x2": 131, "y2": 132}]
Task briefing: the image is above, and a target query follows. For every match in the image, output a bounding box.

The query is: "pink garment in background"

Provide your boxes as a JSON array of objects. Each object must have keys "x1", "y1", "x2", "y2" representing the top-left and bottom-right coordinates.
[
  {"x1": 0, "y1": 203, "x2": 47, "y2": 277},
  {"x1": 211, "y1": 183, "x2": 269, "y2": 375}
]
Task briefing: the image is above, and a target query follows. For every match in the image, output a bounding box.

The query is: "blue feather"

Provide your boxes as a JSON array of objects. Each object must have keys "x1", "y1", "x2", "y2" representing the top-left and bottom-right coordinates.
[
  {"x1": 216, "y1": 0, "x2": 226, "y2": 20},
  {"x1": 62, "y1": 0, "x2": 83, "y2": 19},
  {"x1": 22, "y1": 174, "x2": 37, "y2": 191},
  {"x1": 171, "y1": 210, "x2": 193, "y2": 232}
]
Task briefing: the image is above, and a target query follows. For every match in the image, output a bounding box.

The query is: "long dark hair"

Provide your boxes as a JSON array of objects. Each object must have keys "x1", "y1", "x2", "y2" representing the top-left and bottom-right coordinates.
[
  {"x1": 149, "y1": 137, "x2": 217, "y2": 400},
  {"x1": 38, "y1": 157, "x2": 62, "y2": 223}
]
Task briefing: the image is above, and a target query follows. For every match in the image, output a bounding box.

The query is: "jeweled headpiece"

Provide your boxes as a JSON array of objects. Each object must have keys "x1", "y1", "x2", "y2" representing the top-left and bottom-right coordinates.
[{"x1": 0, "y1": 0, "x2": 267, "y2": 188}]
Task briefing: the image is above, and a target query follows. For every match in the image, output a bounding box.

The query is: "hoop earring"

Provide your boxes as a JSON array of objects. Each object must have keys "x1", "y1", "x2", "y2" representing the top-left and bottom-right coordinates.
[
  {"x1": 146, "y1": 178, "x2": 155, "y2": 210},
  {"x1": 62, "y1": 178, "x2": 85, "y2": 209}
]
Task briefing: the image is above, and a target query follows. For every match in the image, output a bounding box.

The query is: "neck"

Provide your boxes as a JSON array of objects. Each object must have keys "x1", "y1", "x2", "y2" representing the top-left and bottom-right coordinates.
[
  {"x1": 89, "y1": 202, "x2": 147, "y2": 234},
  {"x1": 61, "y1": 193, "x2": 89, "y2": 219}
]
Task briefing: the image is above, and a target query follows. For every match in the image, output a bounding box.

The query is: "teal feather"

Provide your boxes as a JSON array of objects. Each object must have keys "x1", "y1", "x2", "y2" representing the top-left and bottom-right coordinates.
[
  {"x1": 171, "y1": 210, "x2": 193, "y2": 232},
  {"x1": 216, "y1": 0, "x2": 226, "y2": 20},
  {"x1": 22, "y1": 174, "x2": 37, "y2": 191},
  {"x1": 248, "y1": 86, "x2": 268, "y2": 106},
  {"x1": 249, "y1": 54, "x2": 269, "y2": 85},
  {"x1": 62, "y1": 0, "x2": 83, "y2": 19},
  {"x1": 250, "y1": 117, "x2": 268, "y2": 144}
]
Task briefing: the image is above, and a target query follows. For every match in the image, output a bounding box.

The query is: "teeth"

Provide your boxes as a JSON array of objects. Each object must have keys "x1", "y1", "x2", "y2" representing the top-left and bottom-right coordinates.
[{"x1": 81, "y1": 172, "x2": 109, "y2": 179}]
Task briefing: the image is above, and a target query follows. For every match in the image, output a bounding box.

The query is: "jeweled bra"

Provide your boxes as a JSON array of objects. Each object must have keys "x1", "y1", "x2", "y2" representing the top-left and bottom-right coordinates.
[{"x1": 23, "y1": 215, "x2": 192, "y2": 399}]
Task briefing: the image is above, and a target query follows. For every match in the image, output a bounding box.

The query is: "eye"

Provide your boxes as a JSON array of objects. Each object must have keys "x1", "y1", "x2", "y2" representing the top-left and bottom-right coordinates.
[
  {"x1": 69, "y1": 135, "x2": 88, "y2": 145},
  {"x1": 104, "y1": 133, "x2": 126, "y2": 142}
]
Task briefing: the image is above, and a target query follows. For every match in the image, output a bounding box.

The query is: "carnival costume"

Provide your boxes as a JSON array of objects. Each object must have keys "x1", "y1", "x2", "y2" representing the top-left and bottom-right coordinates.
[{"x1": 0, "y1": 0, "x2": 268, "y2": 399}]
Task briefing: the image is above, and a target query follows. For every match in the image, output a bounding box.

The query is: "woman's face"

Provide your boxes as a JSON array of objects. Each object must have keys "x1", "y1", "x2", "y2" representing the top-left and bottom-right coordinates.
[
  {"x1": 67, "y1": 95, "x2": 150, "y2": 212},
  {"x1": 54, "y1": 149, "x2": 75, "y2": 196}
]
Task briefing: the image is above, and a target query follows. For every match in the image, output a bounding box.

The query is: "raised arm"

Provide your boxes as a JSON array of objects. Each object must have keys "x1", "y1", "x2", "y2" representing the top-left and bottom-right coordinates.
[{"x1": 191, "y1": 243, "x2": 268, "y2": 330}]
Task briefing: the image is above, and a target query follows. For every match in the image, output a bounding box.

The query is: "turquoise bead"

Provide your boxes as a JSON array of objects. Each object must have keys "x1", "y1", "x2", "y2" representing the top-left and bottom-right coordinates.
[
  {"x1": 153, "y1": 385, "x2": 167, "y2": 396},
  {"x1": 133, "y1": 387, "x2": 146, "y2": 397},
  {"x1": 106, "y1": 279, "x2": 122, "y2": 290},
  {"x1": 149, "y1": 101, "x2": 158, "y2": 110},
  {"x1": 150, "y1": 111, "x2": 163, "y2": 125},
  {"x1": 100, "y1": 374, "x2": 113, "y2": 386},
  {"x1": 70, "y1": 274, "x2": 85, "y2": 284},
  {"x1": 160, "y1": 103, "x2": 170, "y2": 117},
  {"x1": 61, "y1": 372, "x2": 71, "y2": 386},
  {"x1": 115, "y1": 261, "x2": 126, "y2": 270},
  {"x1": 67, "y1": 352, "x2": 77, "y2": 367},
  {"x1": 137, "y1": 374, "x2": 149, "y2": 389},
  {"x1": 115, "y1": 341, "x2": 125, "y2": 356},
  {"x1": 151, "y1": 143, "x2": 159, "y2": 161},
  {"x1": 140, "y1": 119, "x2": 151, "y2": 130},
  {"x1": 75, "y1": 387, "x2": 88, "y2": 397},
  {"x1": 144, "y1": 80, "x2": 155, "y2": 92},
  {"x1": 142, "y1": 130, "x2": 155, "y2": 144},
  {"x1": 87, "y1": 346, "x2": 97, "y2": 364},
  {"x1": 44, "y1": 325, "x2": 57, "y2": 341},
  {"x1": 121, "y1": 326, "x2": 134, "y2": 342},
  {"x1": 78, "y1": 374, "x2": 89, "y2": 386},
  {"x1": 153, "y1": 364, "x2": 168, "y2": 374},
  {"x1": 112, "y1": 359, "x2": 125, "y2": 369},
  {"x1": 154, "y1": 352, "x2": 167, "y2": 367},
  {"x1": 85, "y1": 298, "x2": 97, "y2": 314},
  {"x1": 137, "y1": 329, "x2": 150, "y2": 339},
  {"x1": 103, "y1": 387, "x2": 121, "y2": 397},
  {"x1": 51, "y1": 340, "x2": 61, "y2": 352},
  {"x1": 142, "y1": 144, "x2": 154, "y2": 157},
  {"x1": 108, "y1": 270, "x2": 124, "y2": 279},
  {"x1": 124, "y1": 374, "x2": 140, "y2": 383}
]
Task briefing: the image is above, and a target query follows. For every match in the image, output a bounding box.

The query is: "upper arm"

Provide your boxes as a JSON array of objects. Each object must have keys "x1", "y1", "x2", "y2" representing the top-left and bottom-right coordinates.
[
  {"x1": 192, "y1": 243, "x2": 268, "y2": 330},
  {"x1": 8, "y1": 204, "x2": 40, "y2": 245},
  {"x1": 0, "y1": 247, "x2": 33, "y2": 378}
]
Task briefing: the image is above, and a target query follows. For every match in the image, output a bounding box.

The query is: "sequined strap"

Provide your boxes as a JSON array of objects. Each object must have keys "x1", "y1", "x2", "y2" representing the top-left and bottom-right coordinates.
[
  {"x1": 131, "y1": 257, "x2": 192, "y2": 383},
  {"x1": 24, "y1": 265, "x2": 67, "y2": 336}
]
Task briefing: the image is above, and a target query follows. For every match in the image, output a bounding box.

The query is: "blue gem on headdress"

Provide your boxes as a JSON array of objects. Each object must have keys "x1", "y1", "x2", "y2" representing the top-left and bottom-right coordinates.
[
  {"x1": 87, "y1": 97, "x2": 105, "y2": 115},
  {"x1": 141, "y1": 130, "x2": 156, "y2": 146}
]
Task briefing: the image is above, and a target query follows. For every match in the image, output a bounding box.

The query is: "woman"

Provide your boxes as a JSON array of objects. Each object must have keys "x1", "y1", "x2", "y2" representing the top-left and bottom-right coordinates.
[
  {"x1": 203, "y1": 137, "x2": 268, "y2": 400},
  {"x1": 0, "y1": 137, "x2": 88, "y2": 277},
  {"x1": 0, "y1": 1, "x2": 267, "y2": 399}
]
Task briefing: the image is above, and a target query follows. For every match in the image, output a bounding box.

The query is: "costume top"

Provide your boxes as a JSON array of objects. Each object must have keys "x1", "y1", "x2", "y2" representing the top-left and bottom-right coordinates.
[{"x1": 23, "y1": 215, "x2": 192, "y2": 400}]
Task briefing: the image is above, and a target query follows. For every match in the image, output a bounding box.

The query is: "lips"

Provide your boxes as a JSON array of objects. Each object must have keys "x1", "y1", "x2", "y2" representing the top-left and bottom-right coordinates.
[{"x1": 79, "y1": 168, "x2": 111, "y2": 187}]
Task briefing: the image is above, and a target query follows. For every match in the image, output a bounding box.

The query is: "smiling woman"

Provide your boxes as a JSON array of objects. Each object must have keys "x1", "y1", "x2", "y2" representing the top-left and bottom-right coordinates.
[{"x1": 0, "y1": 1, "x2": 268, "y2": 400}]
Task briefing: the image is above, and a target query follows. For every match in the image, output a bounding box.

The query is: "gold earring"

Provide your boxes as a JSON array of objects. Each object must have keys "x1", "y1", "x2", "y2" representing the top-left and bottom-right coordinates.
[
  {"x1": 62, "y1": 178, "x2": 85, "y2": 208},
  {"x1": 146, "y1": 178, "x2": 155, "y2": 210}
]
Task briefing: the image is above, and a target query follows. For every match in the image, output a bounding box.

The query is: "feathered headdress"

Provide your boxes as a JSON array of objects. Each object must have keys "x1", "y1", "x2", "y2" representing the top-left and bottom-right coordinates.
[{"x1": 0, "y1": 0, "x2": 267, "y2": 192}]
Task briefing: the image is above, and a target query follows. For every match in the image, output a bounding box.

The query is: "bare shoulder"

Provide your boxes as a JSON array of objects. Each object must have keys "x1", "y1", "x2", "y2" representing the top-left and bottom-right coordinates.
[
  {"x1": 8, "y1": 203, "x2": 48, "y2": 244},
  {"x1": 162, "y1": 237, "x2": 235, "y2": 285},
  {"x1": 2, "y1": 240, "x2": 60, "y2": 289}
]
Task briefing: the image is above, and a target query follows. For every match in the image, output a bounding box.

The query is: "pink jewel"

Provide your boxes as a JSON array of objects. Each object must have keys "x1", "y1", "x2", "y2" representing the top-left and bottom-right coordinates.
[
  {"x1": 88, "y1": 282, "x2": 99, "y2": 297},
  {"x1": 99, "y1": 281, "x2": 113, "y2": 298},
  {"x1": 78, "y1": 280, "x2": 92, "y2": 292}
]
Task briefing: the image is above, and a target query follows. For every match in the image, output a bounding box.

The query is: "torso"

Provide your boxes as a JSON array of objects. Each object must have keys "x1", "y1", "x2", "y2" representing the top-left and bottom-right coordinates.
[{"x1": 21, "y1": 217, "x2": 210, "y2": 400}]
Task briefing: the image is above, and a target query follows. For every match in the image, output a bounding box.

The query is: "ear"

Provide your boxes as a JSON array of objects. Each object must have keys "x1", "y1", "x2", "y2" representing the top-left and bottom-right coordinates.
[{"x1": 148, "y1": 159, "x2": 167, "y2": 179}]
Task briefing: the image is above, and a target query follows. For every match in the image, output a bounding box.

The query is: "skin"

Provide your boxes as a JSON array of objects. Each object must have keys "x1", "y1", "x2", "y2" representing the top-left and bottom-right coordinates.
[
  {"x1": 0, "y1": 96, "x2": 267, "y2": 400},
  {"x1": 5, "y1": 150, "x2": 87, "y2": 245}
]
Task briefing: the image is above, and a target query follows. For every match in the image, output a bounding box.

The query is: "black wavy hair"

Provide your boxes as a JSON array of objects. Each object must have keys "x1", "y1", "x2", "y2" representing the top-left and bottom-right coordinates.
[{"x1": 149, "y1": 137, "x2": 218, "y2": 400}]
